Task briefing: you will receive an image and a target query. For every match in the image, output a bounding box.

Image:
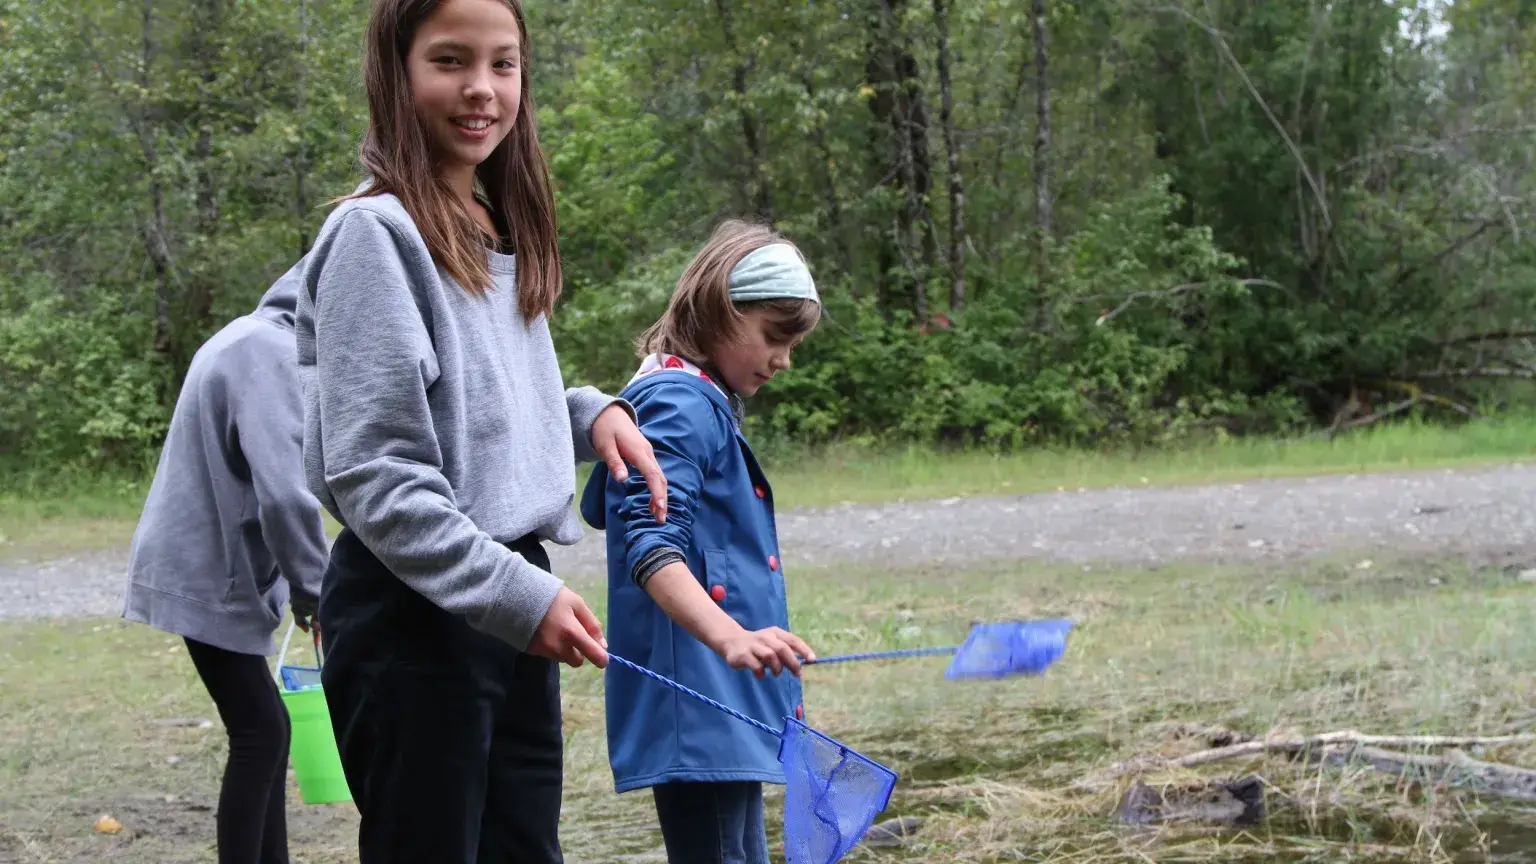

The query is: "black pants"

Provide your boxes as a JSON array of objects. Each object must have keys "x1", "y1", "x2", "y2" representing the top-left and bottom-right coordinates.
[
  {"x1": 318, "y1": 528, "x2": 564, "y2": 864},
  {"x1": 184, "y1": 638, "x2": 292, "y2": 864},
  {"x1": 652, "y1": 782, "x2": 768, "y2": 864}
]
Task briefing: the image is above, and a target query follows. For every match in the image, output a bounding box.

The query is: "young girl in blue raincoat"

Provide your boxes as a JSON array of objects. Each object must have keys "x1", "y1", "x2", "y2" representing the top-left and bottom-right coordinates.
[{"x1": 580, "y1": 220, "x2": 823, "y2": 864}]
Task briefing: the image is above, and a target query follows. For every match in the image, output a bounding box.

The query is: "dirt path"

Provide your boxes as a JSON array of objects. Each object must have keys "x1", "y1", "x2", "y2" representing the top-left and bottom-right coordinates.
[{"x1": 5, "y1": 464, "x2": 1536, "y2": 620}]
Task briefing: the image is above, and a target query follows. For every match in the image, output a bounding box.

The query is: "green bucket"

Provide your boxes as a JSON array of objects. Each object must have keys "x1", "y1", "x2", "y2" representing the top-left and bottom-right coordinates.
[{"x1": 274, "y1": 622, "x2": 353, "y2": 805}]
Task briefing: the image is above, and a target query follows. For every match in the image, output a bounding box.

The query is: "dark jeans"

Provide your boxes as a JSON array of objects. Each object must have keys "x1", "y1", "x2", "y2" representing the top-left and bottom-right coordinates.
[
  {"x1": 184, "y1": 637, "x2": 292, "y2": 864},
  {"x1": 318, "y1": 528, "x2": 564, "y2": 864},
  {"x1": 652, "y1": 781, "x2": 768, "y2": 864}
]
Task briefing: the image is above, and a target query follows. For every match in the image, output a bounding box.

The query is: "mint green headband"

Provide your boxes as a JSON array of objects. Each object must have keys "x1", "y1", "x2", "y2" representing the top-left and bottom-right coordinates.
[{"x1": 728, "y1": 243, "x2": 819, "y2": 305}]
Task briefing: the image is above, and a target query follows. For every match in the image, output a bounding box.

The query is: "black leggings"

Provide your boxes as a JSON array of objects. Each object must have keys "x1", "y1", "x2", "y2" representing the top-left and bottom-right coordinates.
[{"x1": 185, "y1": 637, "x2": 292, "y2": 864}]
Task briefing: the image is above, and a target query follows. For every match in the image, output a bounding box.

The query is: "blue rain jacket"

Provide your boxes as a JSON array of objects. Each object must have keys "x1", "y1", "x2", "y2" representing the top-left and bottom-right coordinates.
[{"x1": 579, "y1": 371, "x2": 801, "y2": 793}]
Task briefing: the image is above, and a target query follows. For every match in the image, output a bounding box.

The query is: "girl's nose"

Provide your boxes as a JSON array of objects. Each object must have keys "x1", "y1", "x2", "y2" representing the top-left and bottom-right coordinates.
[{"x1": 465, "y1": 68, "x2": 494, "y2": 102}]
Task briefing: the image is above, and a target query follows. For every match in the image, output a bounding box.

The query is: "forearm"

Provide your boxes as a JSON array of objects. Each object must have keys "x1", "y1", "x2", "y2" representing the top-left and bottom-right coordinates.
[
  {"x1": 258, "y1": 492, "x2": 328, "y2": 602},
  {"x1": 642, "y1": 561, "x2": 744, "y2": 655},
  {"x1": 327, "y1": 460, "x2": 564, "y2": 649}
]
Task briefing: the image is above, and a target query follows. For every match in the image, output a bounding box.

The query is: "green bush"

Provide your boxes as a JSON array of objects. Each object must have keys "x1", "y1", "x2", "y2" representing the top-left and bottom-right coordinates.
[{"x1": 0, "y1": 276, "x2": 167, "y2": 468}]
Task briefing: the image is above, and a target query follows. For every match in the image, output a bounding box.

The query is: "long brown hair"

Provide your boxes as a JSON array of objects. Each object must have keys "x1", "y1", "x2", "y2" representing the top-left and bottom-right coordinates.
[
  {"x1": 347, "y1": 0, "x2": 561, "y2": 322},
  {"x1": 638, "y1": 220, "x2": 821, "y2": 364}
]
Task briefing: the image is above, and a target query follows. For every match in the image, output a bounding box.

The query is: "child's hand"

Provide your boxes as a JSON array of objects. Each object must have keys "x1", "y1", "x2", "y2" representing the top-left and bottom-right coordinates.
[
  {"x1": 718, "y1": 627, "x2": 816, "y2": 678},
  {"x1": 529, "y1": 587, "x2": 609, "y2": 669}
]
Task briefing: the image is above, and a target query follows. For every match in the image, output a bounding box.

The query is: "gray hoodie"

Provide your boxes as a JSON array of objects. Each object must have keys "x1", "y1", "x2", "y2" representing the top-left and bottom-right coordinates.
[{"x1": 123, "y1": 260, "x2": 329, "y2": 656}]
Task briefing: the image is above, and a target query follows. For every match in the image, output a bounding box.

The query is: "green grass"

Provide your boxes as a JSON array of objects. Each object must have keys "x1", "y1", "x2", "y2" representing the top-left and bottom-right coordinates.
[
  {"x1": 764, "y1": 412, "x2": 1536, "y2": 508},
  {"x1": 0, "y1": 472, "x2": 150, "y2": 563},
  {"x1": 0, "y1": 472, "x2": 337, "y2": 564},
  {"x1": 3, "y1": 553, "x2": 1534, "y2": 862},
  {"x1": 6, "y1": 413, "x2": 1536, "y2": 564}
]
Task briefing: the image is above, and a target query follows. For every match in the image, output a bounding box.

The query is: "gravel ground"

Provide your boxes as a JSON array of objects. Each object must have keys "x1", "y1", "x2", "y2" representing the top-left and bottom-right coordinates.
[{"x1": 4, "y1": 464, "x2": 1535, "y2": 620}]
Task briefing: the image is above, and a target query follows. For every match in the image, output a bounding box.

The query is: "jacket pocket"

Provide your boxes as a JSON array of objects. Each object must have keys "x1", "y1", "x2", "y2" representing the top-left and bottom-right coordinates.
[{"x1": 701, "y1": 549, "x2": 735, "y2": 617}]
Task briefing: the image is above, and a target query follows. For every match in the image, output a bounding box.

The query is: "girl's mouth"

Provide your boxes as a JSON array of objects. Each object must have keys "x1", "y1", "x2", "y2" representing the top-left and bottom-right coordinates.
[{"x1": 450, "y1": 117, "x2": 495, "y2": 140}]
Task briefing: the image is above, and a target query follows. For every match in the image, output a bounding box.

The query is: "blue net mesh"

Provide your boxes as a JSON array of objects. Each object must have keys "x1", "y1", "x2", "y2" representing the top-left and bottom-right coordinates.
[
  {"x1": 279, "y1": 665, "x2": 323, "y2": 692},
  {"x1": 607, "y1": 655, "x2": 900, "y2": 863},
  {"x1": 944, "y1": 618, "x2": 1073, "y2": 680},
  {"x1": 778, "y1": 717, "x2": 897, "y2": 864}
]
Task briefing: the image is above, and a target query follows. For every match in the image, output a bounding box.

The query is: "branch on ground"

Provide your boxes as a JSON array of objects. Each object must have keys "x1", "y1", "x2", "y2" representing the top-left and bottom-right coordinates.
[
  {"x1": 1318, "y1": 387, "x2": 1477, "y2": 439},
  {"x1": 1324, "y1": 396, "x2": 1420, "y2": 438},
  {"x1": 1315, "y1": 745, "x2": 1536, "y2": 801},
  {"x1": 1080, "y1": 730, "x2": 1536, "y2": 790}
]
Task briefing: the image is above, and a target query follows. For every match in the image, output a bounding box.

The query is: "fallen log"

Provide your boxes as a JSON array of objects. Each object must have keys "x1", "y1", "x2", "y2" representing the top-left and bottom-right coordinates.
[
  {"x1": 1315, "y1": 745, "x2": 1536, "y2": 801},
  {"x1": 1080, "y1": 730, "x2": 1536, "y2": 790}
]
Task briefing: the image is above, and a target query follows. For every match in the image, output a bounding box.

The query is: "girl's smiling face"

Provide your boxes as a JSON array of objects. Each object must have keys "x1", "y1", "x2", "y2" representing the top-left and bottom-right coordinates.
[
  {"x1": 406, "y1": 0, "x2": 522, "y2": 185},
  {"x1": 709, "y1": 306, "x2": 808, "y2": 398}
]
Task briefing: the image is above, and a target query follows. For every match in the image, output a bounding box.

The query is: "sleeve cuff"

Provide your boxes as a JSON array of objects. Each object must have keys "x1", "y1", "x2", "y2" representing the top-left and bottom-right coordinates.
[
  {"x1": 484, "y1": 557, "x2": 566, "y2": 651},
  {"x1": 566, "y1": 386, "x2": 634, "y2": 463},
  {"x1": 632, "y1": 546, "x2": 686, "y2": 589}
]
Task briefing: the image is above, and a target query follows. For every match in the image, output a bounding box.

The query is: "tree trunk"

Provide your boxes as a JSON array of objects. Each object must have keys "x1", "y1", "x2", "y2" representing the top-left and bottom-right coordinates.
[
  {"x1": 993, "y1": 44, "x2": 1033, "y2": 191},
  {"x1": 892, "y1": 49, "x2": 926, "y2": 323},
  {"x1": 1032, "y1": 0, "x2": 1052, "y2": 288},
  {"x1": 900, "y1": 31, "x2": 936, "y2": 323},
  {"x1": 933, "y1": 0, "x2": 966, "y2": 316},
  {"x1": 879, "y1": 0, "x2": 934, "y2": 323},
  {"x1": 294, "y1": 0, "x2": 310, "y2": 256},
  {"x1": 801, "y1": 74, "x2": 855, "y2": 281},
  {"x1": 136, "y1": 0, "x2": 174, "y2": 360},
  {"x1": 864, "y1": 11, "x2": 907, "y2": 319},
  {"x1": 988, "y1": 44, "x2": 1036, "y2": 260},
  {"x1": 145, "y1": 185, "x2": 173, "y2": 356},
  {"x1": 713, "y1": 0, "x2": 773, "y2": 223},
  {"x1": 179, "y1": 0, "x2": 226, "y2": 371},
  {"x1": 186, "y1": 121, "x2": 217, "y2": 351}
]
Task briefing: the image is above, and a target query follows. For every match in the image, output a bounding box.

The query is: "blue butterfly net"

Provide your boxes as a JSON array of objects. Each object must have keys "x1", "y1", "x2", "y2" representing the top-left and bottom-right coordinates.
[
  {"x1": 778, "y1": 717, "x2": 897, "y2": 864},
  {"x1": 944, "y1": 618, "x2": 1074, "y2": 680}
]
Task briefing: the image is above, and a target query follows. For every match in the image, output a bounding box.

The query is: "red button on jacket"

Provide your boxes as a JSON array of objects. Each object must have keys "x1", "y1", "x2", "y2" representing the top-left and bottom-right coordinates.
[
  {"x1": 767, "y1": 556, "x2": 778, "y2": 571},
  {"x1": 709, "y1": 584, "x2": 726, "y2": 602}
]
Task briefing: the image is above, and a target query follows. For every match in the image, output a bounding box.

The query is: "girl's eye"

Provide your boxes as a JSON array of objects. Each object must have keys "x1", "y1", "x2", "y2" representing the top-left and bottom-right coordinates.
[
  {"x1": 494, "y1": 59, "x2": 519, "y2": 71},
  {"x1": 432, "y1": 56, "x2": 461, "y2": 66}
]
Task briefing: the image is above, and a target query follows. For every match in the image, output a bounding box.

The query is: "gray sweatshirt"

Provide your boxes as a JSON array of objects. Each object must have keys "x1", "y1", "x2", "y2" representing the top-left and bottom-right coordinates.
[
  {"x1": 294, "y1": 192, "x2": 623, "y2": 651},
  {"x1": 123, "y1": 261, "x2": 329, "y2": 656}
]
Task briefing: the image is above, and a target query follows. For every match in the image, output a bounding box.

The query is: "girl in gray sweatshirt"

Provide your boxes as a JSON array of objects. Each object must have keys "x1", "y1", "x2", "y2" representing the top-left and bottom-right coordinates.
[
  {"x1": 123, "y1": 258, "x2": 327, "y2": 864},
  {"x1": 294, "y1": 0, "x2": 667, "y2": 860}
]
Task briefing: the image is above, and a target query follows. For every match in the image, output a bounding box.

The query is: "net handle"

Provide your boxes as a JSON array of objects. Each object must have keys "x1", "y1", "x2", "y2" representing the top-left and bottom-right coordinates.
[
  {"x1": 607, "y1": 654, "x2": 782, "y2": 740},
  {"x1": 806, "y1": 645, "x2": 958, "y2": 665},
  {"x1": 807, "y1": 619, "x2": 1076, "y2": 667}
]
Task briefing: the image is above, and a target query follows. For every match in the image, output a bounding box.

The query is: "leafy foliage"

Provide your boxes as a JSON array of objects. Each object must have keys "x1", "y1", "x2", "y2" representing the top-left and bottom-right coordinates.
[{"x1": 2, "y1": 0, "x2": 1532, "y2": 469}]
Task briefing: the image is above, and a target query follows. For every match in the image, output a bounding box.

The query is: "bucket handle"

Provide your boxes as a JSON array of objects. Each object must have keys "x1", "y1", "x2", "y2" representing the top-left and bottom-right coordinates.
[
  {"x1": 272, "y1": 619, "x2": 324, "y2": 687},
  {"x1": 273, "y1": 620, "x2": 297, "y2": 686}
]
